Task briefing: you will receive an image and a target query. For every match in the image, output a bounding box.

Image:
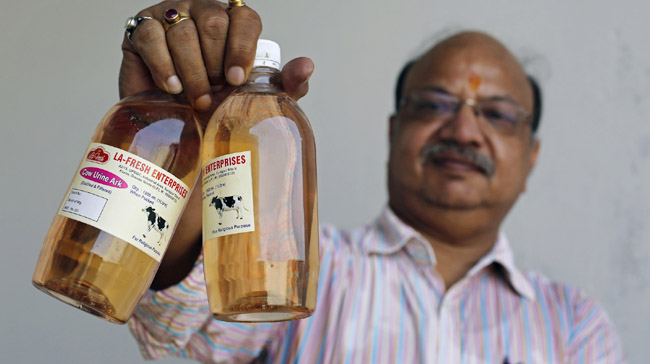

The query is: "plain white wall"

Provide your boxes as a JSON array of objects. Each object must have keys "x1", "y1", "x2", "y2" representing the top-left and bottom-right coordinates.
[{"x1": 2, "y1": 0, "x2": 648, "y2": 363}]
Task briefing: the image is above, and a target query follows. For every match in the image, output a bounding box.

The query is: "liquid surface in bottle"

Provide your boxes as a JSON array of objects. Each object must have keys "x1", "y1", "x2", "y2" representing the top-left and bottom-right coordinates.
[
  {"x1": 33, "y1": 95, "x2": 201, "y2": 324},
  {"x1": 202, "y1": 89, "x2": 319, "y2": 323}
]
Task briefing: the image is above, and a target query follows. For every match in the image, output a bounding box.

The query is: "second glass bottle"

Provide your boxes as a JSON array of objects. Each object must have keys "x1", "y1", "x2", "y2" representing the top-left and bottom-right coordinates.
[{"x1": 201, "y1": 39, "x2": 319, "y2": 322}]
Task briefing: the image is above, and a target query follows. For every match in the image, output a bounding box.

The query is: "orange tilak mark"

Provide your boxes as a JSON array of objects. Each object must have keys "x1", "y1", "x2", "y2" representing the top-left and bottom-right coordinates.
[{"x1": 468, "y1": 74, "x2": 482, "y2": 92}]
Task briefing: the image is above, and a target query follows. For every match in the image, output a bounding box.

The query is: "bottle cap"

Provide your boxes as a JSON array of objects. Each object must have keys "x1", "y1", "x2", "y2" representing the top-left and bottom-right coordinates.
[{"x1": 254, "y1": 39, "x2": 281, "y2": 70}]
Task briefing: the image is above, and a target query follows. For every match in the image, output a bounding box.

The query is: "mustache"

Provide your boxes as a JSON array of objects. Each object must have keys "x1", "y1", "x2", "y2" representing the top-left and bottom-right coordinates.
[{"x1": 421, "y1": 143, "x2": 495, "y2": 177}]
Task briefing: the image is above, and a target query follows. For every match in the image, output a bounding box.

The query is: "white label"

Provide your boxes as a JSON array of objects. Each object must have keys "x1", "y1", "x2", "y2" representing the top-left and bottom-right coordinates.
[
  {"x1": 202, "y1": 151, "x2": 255, "y2": 239},
  {"x1": 57, "y1": 143, "x2": 190, "y2": 262}
]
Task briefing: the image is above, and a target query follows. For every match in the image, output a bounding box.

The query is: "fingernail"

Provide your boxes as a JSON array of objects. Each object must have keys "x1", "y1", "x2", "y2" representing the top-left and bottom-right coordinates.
[
  {"x1": 167, "y1": 75, "x2": 183, "y2": 94},
  {"x1": 226, "y1": 66, "x2": 245, "y2": 85},
  {"x1": 195, "y1": 94, "x2": 212, "y2": 110}
]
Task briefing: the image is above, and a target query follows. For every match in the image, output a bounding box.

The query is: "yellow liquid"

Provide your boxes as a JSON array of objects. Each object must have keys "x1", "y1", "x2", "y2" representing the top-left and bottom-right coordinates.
[
  {"x1": 33, "y1": 93, "x2": 202, "y2": 324},
  {"x1": 202, "y1": 81, "x2": 319, "y2": 322}
]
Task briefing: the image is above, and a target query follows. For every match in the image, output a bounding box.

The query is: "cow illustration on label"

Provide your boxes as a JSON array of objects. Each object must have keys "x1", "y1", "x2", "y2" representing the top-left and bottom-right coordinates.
[
  {"x1": 142, "y1": 206, "x2": 169, "y2": 244},
  {"x1": 209, "y1": 195, "x2": 249, "y2": 225}
]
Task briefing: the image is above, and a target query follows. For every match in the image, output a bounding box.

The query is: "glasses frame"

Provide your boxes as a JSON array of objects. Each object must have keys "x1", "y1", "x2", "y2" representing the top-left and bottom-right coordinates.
[{"x1": 398, "y1": 89, "x2": 533, "y2": 134}]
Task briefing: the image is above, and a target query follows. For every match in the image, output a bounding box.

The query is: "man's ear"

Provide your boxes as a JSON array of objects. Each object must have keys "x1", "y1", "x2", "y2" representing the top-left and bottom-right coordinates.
[
  {"x1": 389, "y1": 114, "x2": 398, "y2": 142},
  {"x1": 522, "y1": 138, "x2": 541, "y2": 193},
  {"x1": 530, "y1": 138, "x2": 540, "y2": 169}
]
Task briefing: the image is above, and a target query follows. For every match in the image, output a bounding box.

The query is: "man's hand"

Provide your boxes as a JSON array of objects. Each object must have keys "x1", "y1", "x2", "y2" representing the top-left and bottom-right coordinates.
[{"x1": 119, "y1": 0, "x2": 313, "y2": 114}]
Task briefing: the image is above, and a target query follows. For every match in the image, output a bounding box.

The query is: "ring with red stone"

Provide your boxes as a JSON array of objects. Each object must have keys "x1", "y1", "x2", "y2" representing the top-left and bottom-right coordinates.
[
  {"x1": 227, "y1": 0, "x2": 246, "y2": 9},
  {"x1": 162, "y1": 9, "x2": 190, "y2": 31}
]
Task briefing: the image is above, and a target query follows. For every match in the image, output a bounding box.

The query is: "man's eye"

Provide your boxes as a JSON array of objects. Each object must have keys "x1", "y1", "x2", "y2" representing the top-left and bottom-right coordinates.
[
  {"x1": 415, "y1": 101, "x2": 453, "y2": 113},
  {"x1": 483, "y1": 108, "x2": 517, "y2": 124}
]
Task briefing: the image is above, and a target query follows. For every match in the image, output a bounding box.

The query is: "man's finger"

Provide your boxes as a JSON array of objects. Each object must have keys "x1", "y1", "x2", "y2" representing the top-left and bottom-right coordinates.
[
  {"x1": 166, "y1": 17, "x2": 213, "y2": 110},
  {"x1": 223, "y1": 6, "x2": 262, "y2": 86},
  {"x1": 129, "y1": 17, "x2": 183, "y2": 95},
  {"x1": 119, "y1": 44, "x2": 157, "y2": 99},
  {"x1": 282, "y1": 57, "x2": 314, "y2": 101},
  {"x1": 193, "y1": 2, "x2": 230, "y2": 85}
]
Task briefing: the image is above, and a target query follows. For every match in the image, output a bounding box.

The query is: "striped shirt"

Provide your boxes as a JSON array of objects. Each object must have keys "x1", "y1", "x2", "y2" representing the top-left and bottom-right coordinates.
[{"x1": 129, "y1": 207, "x2": 625, "y2": 363}]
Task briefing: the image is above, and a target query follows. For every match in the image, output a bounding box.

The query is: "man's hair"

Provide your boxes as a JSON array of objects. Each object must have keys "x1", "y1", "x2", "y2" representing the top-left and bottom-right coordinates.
[{"x1": 394, "y1": 61, "x2": 543, "y2": 134}]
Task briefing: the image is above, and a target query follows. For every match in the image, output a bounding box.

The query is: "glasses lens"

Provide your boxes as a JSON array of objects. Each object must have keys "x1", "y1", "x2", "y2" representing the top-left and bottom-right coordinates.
[
  {"x1": 480, "y1": 101, "x2": 522, "y2": 131},
  {"x1": 405, "y1": 92, "x2": 457, "y2": 120}
]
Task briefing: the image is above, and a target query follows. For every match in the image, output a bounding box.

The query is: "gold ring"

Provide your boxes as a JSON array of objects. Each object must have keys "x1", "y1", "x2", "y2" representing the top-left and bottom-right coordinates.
[
  {"x1": 227, "y1": 0, "x2": 246, "y2": 9},
  {"x1": 163, "y1": 8, "x2": 190, "y2": 31}
]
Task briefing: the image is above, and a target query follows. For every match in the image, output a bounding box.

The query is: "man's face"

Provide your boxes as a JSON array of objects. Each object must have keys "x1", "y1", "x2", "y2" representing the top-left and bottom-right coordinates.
[{"x1": 388, "y1": 35, "x2": 539, "y2": 229}]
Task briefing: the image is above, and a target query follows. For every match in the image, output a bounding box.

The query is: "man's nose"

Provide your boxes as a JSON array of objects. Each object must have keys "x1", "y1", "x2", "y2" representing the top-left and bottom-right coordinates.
[{"x1": 435, "y1": 102, "x2": 485, "y2": 146}]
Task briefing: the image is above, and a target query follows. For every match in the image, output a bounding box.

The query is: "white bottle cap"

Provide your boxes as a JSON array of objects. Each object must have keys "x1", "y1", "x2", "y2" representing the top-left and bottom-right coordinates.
[{"x1": 254, "y1": 39, "x2": 281, "y2": 70}]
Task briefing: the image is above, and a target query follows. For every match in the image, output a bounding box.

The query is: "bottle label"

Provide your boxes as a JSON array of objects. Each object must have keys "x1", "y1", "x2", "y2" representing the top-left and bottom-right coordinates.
[
  {"x1": 202, "y1": 151, "x2": 255, "y2": 239},
  {"x1": 57, "y1": 143, "x2": 190, "y2": 262}
]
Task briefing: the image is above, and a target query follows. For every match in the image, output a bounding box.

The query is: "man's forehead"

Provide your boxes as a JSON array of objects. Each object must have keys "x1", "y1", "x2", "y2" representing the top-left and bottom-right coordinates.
[{"x1": 403, "y1": 33, "x2": 532, "y2": 107}]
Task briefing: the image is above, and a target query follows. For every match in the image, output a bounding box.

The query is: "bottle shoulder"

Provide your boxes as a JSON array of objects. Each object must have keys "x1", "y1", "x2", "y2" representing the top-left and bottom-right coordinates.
[
  {"x1": 205, "y1": 93, "x2": 312, "y2": 137},
  {"x1": 117, "y1": 89, "x2": 193, "y2": 108}
]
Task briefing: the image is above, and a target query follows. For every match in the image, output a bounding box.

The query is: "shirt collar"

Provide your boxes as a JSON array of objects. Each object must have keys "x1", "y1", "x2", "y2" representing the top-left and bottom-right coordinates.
[
  {"x1": 365, "y1": 206, "x2": 434, "y2": 261},
  {"x1": 365, "y1": 206, "x2": 536, "y2": 301},
  {"x1": 468, "y1": 233, "x2": 536, "y2": 301}
]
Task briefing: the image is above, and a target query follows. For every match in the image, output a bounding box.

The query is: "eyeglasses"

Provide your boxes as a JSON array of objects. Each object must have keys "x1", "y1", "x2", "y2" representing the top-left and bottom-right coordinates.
[{"x1": 399, "y1": 89, "x2": 532, "y2": 134}]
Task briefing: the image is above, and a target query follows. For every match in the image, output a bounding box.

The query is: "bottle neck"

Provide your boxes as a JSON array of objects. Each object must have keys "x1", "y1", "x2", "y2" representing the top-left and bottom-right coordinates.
[{"x1": 242, "y1": 66, "x2": 283, "y2": 93}]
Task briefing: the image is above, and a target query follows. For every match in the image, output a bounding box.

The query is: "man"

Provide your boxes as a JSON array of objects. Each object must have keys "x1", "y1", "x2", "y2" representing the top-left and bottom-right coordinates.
[{"x1": 123, "y1": 1, "x2": 625, "y2": 363}]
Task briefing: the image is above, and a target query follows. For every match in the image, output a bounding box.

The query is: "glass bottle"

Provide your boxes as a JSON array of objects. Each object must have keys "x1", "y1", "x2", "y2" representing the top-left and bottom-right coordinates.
[
  {"x1": 32, "y1": 91, "x2": 202, "y2": 324},
  {"x1": 201, "y1": 39, "x2": 319, "y2": 322}
]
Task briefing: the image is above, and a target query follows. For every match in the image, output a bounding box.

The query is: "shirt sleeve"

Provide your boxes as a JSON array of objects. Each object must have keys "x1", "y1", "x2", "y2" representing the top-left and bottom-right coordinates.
[
  {"x1": 564, "y1": 288, "x2": 626, "y2": 364},
  {"x1": 128, "y1": 253, "x2": 286, "y2": 363}
]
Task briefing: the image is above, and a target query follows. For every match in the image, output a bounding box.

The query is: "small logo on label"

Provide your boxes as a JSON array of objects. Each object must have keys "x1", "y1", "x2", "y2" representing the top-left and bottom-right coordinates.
[
  {"x1": 80, "y1": 167, "x2": 128, "y2": 189},
  {"x1": 87, "y1": 147, "x2": 110, "y2": 164}
]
